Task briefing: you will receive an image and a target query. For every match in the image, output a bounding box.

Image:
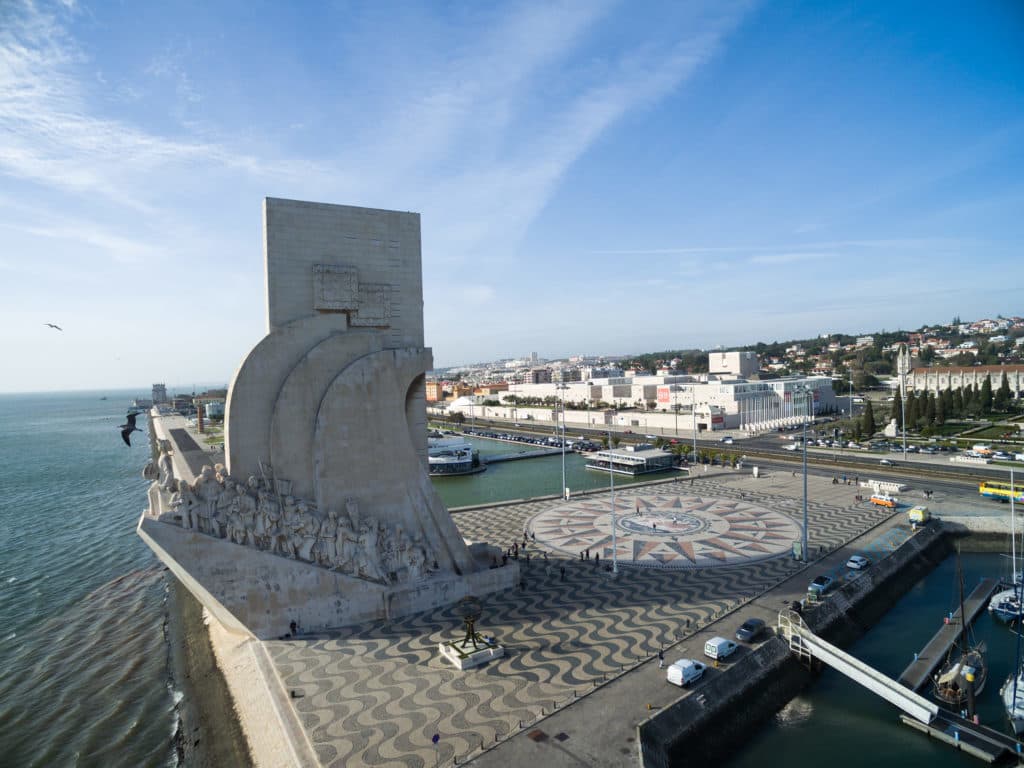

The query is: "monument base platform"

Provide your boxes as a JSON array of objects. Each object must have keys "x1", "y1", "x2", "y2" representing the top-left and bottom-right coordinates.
[
  {"x1": 138, "y1": 514, "x2": 519, "y2": 640},
  {"x1": 438, "y1": 638, "x2": 505, "y2": 670}
]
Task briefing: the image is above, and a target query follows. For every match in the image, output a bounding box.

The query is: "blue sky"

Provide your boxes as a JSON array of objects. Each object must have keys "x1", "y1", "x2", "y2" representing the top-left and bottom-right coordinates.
[{"x1": 1, "y1": 0, "x2": 1022, "y2": 392}]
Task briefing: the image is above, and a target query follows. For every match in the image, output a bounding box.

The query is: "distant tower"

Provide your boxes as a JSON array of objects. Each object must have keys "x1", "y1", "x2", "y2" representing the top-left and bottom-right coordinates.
[
  {"x1": 152, "y1": 383, "x2": 168, "y2": 404},
  {"x1": 530, "y1": 351, "x2": 538, "y2": 363},
  {"x1": 896, "y1": 345, "x2": 911, "y2": 397}
]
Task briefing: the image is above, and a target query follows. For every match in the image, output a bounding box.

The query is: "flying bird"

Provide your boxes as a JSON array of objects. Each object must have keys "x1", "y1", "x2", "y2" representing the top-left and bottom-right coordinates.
[
  {"x1": 119, "y1": 411, "x2": 143, "y2": 446},
  {"x1": 44, "y1": 323, "x2": 63, "y2": 331}
]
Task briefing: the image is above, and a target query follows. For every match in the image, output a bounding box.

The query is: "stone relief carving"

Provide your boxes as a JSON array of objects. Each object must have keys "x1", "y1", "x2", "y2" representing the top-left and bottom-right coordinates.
[
  {"x1": 156, "y1": 465, "x2": 435, "y2": 584},
  {"x1": 312, "y1": 263, "x2": 392, "y2": 327},
  {"x1": 313, "y1": 264, "x2": 359, "y2": 311}
]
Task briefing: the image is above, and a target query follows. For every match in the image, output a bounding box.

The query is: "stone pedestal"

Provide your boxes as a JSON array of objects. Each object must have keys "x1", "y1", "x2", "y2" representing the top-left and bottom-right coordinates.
[{"x1": 438, "y1": 638, "x2": 505, "y2": 670}]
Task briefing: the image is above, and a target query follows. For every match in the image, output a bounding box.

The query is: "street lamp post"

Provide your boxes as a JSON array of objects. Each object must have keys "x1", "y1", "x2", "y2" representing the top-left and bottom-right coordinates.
[
  {"x1": 691, "y1": 387, "x2": 698, "y2": 468},
  {"x1": 673, "y1": 385, "x2": 679, "y2": 437},
  {"x1": 558, "y1": 384, "x2": 568, "y2": 499},
  {"x1": 608, "y1": 422, "x2": 618, "y2": 575},
  {"x1": 797, "y1": 385, "x2": 811, "y2": 562},
  {"x1": 898, "y1": 345, "x2": 910, "y2": 461}
]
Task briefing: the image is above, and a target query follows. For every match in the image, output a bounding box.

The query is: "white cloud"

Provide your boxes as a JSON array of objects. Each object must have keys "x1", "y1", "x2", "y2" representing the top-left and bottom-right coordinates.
[
  {"x1": 748, "y1": 252, "x2": 833, "y2": 265},
  {"x1": 463, "y1": 284, "x2": 496, "y2": 304},
  {"x1": 0, "y1": 1, "x2": 315, "y2": 210}
]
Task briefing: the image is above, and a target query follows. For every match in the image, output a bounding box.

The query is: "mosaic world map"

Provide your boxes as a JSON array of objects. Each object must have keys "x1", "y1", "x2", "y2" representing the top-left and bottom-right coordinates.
[{"x1": 528, "y1": 493, "x2": 802, "y2": 568}]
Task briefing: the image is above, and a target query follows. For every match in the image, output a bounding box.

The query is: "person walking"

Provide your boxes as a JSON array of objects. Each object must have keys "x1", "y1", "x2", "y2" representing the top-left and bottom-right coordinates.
[
  {"x1": 658, "y1": 650, "x2": 664, "y2": 669},
  {"x1": 560, "y1": 565, "x2": 566, "y2": 581}
]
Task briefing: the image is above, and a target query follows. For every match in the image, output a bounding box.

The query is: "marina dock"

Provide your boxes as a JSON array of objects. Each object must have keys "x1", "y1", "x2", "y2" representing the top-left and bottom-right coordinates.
[
  {"x1": 898, "y1": 577, "x2": 1000, "y2": 691},
  {"x1": 900, "y1": 711, "x2": 1024, "y2": 764},
  {"x1": 486, "y1": 448, "x2": 564, "y2": 463}
]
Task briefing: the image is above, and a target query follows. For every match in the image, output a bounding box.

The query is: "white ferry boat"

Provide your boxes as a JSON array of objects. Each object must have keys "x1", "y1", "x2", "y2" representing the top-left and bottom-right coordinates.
[{"x1": 428, "y1": 436, "x2": 482, "y2": 476}]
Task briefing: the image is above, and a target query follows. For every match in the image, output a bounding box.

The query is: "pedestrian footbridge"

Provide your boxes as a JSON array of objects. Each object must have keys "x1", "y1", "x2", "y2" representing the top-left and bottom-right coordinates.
[{"x1": 778, "y1": 611, "x2": 939, "y2": 724}]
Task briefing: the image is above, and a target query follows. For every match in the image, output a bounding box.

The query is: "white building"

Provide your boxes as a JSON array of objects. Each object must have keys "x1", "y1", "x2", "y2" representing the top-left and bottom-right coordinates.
[{"x1": 440, "y1": 353, "x2": 836, "y2": 433}]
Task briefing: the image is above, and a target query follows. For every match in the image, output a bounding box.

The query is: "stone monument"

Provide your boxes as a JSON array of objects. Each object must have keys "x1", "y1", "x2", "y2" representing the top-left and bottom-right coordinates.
[{"x1": 138, "y1": 199, "x2": 516, "y2": 638}]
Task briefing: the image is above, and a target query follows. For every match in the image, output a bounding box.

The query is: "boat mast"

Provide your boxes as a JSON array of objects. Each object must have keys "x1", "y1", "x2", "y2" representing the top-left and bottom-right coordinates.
[
  {"x1": 956, "y1": 546, "x2": 977, "y2": 719},
  {"x1": 1013, "y1": 466, "x2": 1021, "y2": 714}
]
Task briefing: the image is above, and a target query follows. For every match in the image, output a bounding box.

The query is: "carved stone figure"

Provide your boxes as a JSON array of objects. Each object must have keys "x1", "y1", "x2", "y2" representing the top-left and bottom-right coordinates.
[
  {"x1": 193, "y1": 466, "x2": 219, "y2": 535},
  {"x1": 293, "y1": 502, "x2": 321, "y2": 562},
  {"x1": 357, "y1": 521, "x2": 386, "y2": 582},
  {"x1": 316, "y1": 509, "x2": 338, "y2": 566},
  {"x1": 236, "y1": 480, "x2": 258, "y2": 546},
  {"x1": 226, "y1": 487, "x2": 245, "y2": 545},
  {"x1": 278, "y1": 496, "x2": 297, "y2": 556},
  {"x1": 157, "y1": 448, "x2": 175, "y2": 490},
  {"x1": 334, "y1": 512, "x2": 357, "y2": 574},
  {"x1": 213, "y1": 480, "x2": 234, "y2": 539},
  {"x1": 174, "y1": 479, "x2": 199, "y2": 531}
]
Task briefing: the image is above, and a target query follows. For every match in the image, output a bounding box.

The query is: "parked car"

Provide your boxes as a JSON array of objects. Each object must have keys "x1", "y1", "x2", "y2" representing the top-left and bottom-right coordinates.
[
  {"x1": 846, "y1": 555, "x2": 870, "y2": 570},
  {"x1": 735, "y1": 617, "x2": 767, "y2": 643},
  {"x1": 808, "y1": 575, "x2": 835, "y2": 595},
  {"x1": 666, "y1": 658, "x2": 707, "y2": 687},
  {"x1": 704, "y1": 636, "x2": 739, "y2": 660}
]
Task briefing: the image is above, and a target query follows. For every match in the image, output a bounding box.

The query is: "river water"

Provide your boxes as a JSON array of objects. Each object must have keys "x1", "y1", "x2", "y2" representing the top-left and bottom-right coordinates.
[{"x1": 0, "y1": 391, "x2": 175, "y2": 768}]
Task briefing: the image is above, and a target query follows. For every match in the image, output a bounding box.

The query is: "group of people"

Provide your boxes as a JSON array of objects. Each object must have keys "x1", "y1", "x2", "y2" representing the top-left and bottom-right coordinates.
[
  {"x1": 831, "y1": 475, "x2": 859, "y2": 485},
  {"x1": 165, "y1": 464, "x2": 436, "y2": 584}
]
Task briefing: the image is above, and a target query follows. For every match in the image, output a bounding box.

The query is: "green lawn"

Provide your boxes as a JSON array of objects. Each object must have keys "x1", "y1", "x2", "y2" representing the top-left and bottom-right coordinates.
[
  {"x1": 962, "y1": 424, "x2": 1022, "y2": 440},
  {"x1": 925, "y1": 422, "x2": 972, "y2": 436}
]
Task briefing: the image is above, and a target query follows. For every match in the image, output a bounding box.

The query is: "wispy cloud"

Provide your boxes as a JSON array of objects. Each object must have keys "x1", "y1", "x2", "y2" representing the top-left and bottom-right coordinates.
[
  {"x1": 0, "y1": 1, "x2": 314, "y2": 210},
  {"x1": 591, "y1": 237, "x2": 963, "y2": 256},
  {"x1": 748, "y1": 251, "x2": 833, "y2": 265}
]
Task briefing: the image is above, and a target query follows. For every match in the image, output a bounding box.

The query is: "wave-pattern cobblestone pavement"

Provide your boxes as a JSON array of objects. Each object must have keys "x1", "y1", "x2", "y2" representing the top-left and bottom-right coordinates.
[{"x1": 267, "y1": 473, "x2": 893, "y2": 767}]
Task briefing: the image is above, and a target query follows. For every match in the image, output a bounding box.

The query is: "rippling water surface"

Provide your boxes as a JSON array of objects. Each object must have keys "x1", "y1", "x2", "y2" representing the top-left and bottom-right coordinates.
[{"x1": 0, "y1": 391, "x2": 174, "y2": 768}]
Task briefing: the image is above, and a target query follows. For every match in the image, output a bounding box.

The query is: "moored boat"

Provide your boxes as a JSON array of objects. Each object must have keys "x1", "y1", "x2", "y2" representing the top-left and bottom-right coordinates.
[
  {"x1": 428, "y1": 436, "x2": 482, "y2": 476},
  {"x1": 933, "y1": 548, "x2": 988, "y2": 712}
]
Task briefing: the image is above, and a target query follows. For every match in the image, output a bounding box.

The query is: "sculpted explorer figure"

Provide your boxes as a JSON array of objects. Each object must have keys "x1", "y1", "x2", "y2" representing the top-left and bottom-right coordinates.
[
  {"x1": 236, "y1": 479, "x2": 259, "y2": 546},
  {"x1": 213, "y1": 480, "x2": 234, "y2": 539},
  {"x1": 334, "y1": 512, "x2": 356, "y2": 574},
  {"x1": 316, "y1": 508, "x2": 339, "y2": 566},
  {"x1": 294, "y1": 502, "x2": 321, "y2": 562},
  {"x1": 157, "y1": 448, "x2": 175, "y2": 491},
  {"x1": 193, "y1": 466, "x2": 219, "y2": 535}
]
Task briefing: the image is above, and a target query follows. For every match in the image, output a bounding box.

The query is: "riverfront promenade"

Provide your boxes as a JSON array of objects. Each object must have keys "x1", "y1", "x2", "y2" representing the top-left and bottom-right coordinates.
[{"x1": 249, "y1": 467, "x2": 941, "y2": 768}]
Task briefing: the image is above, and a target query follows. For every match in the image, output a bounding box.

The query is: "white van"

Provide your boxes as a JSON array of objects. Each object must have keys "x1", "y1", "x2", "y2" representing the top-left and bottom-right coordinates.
[
  {"x1": 666, "y1": 658, "x2": 707, "y2": 687},
  {"x1": 704, "y1": 636, "x2": 738, "y2": 661}
]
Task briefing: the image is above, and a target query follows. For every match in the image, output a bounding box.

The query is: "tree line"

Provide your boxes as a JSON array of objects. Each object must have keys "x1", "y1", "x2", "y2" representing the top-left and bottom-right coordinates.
[{"x1": 888, "y1": 372, "x2": 1015, "y2": 433}]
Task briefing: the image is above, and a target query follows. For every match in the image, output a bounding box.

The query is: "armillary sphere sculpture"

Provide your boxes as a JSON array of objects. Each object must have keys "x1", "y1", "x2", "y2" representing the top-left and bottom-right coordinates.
[{"x1": 456, "y1": 595, "x2": 484, "y2": 650}]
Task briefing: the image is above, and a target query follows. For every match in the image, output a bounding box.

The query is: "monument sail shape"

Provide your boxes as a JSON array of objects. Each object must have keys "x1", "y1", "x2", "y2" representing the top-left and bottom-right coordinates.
[{"x1": 138, "y1": 198, "x2": 515, "y2": 639}]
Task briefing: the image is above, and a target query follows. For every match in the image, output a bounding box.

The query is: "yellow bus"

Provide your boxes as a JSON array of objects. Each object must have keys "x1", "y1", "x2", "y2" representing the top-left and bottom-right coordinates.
[{"x1": 979, "y1": 481, "x2": 1024, "y2": 503}]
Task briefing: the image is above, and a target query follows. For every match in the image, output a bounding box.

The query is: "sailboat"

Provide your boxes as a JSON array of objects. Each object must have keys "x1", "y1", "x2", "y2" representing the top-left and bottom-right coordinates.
[
  {"x1": 989, "y1": 468, "x2": 1023, "y2": 624},
  {"x1": 933, "y1": 546, "x2": 988, "y2": 711},
  {"x1": 1000, "y1": 469, "x2": 1024, "y2": 733}
]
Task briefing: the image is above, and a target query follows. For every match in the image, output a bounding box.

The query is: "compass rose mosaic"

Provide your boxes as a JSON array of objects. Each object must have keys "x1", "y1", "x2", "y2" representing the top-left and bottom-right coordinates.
[{"x1": 529, "y1": 493, "x2": 802, "y2": 568}]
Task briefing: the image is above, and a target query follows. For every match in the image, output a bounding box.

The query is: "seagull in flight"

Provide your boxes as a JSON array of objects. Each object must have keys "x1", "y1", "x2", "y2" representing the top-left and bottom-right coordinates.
[
  {"x1": 44, "y1": 323, "x2": 63, "y2": 331},
  {"x1": 119, "y1": 411, "x2": 143, "y2": 446}
]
